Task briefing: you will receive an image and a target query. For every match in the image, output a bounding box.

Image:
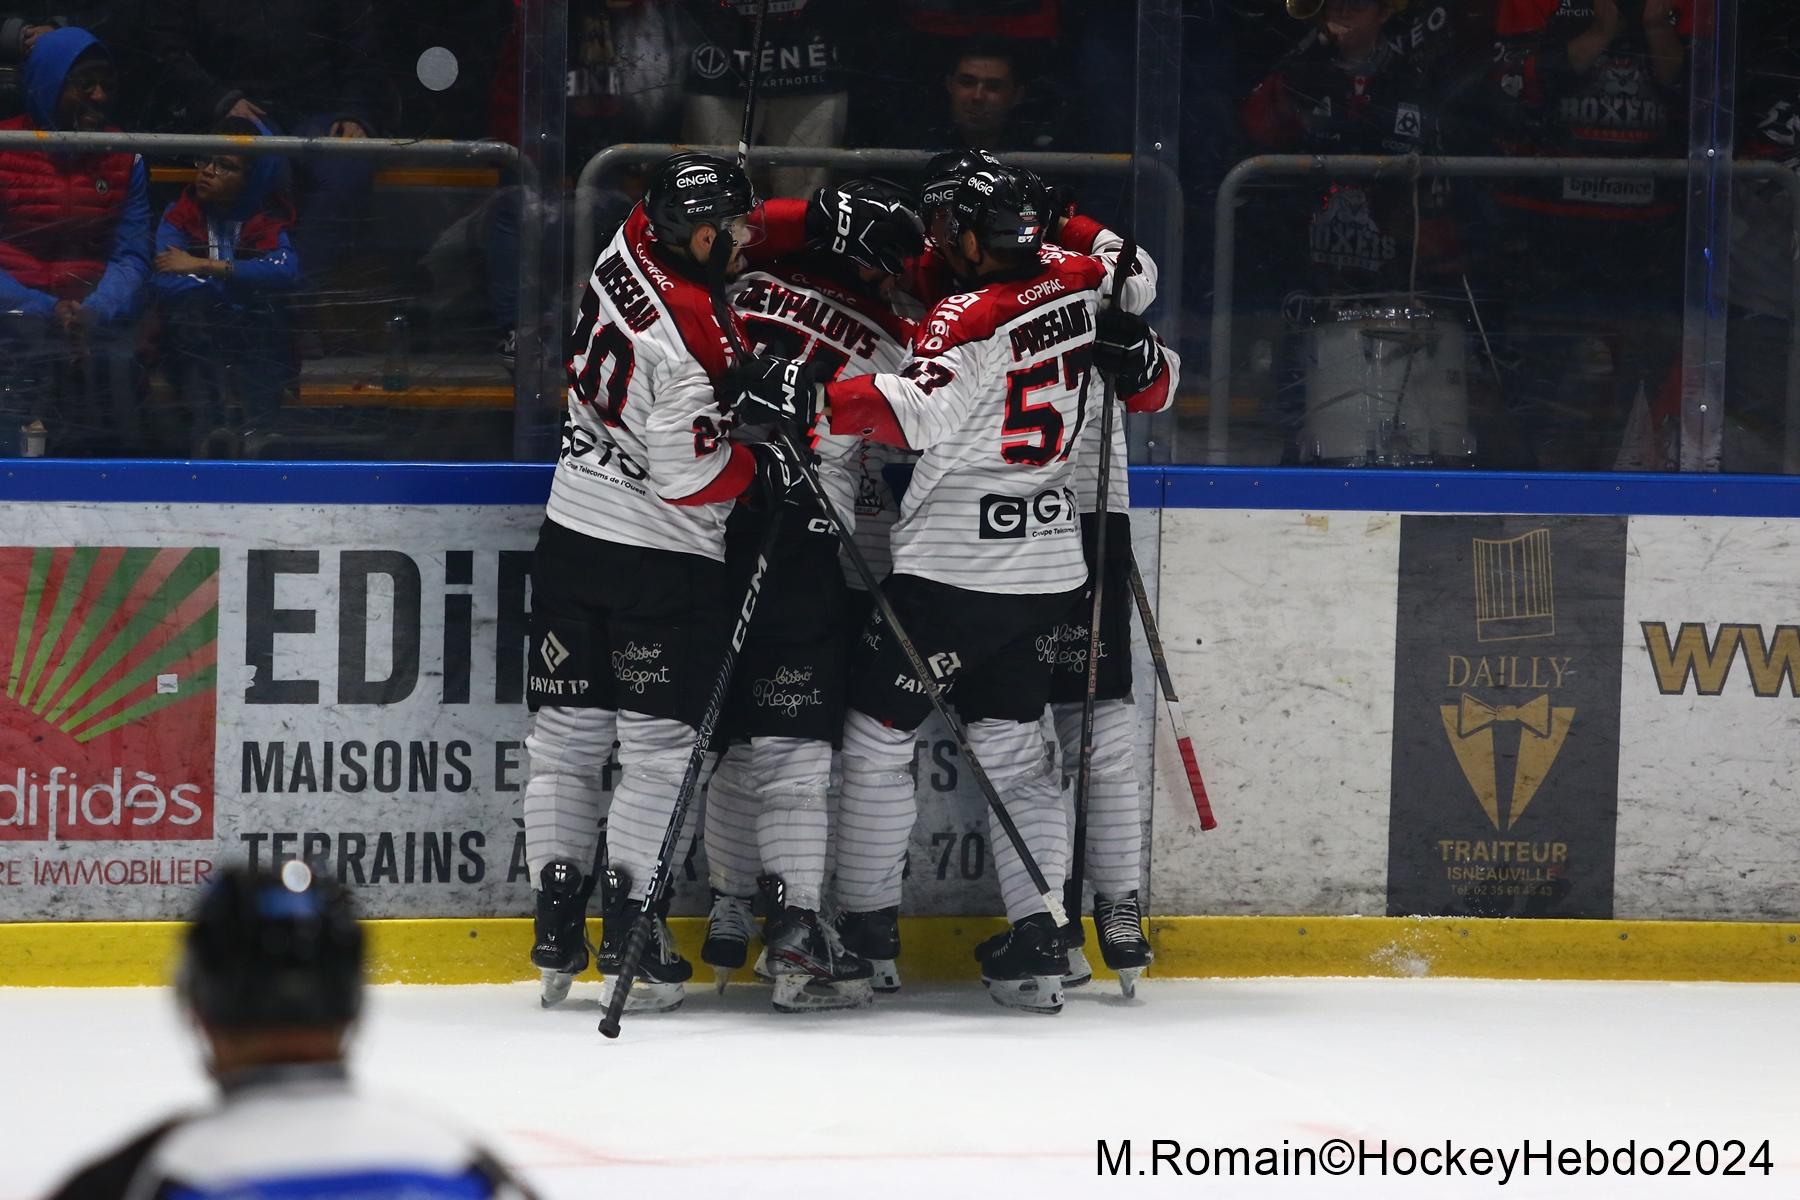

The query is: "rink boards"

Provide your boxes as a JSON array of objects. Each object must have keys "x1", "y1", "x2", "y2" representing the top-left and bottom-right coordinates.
[{"x1": 2, "y1": 464, "x2": 1800, "y2": 983}]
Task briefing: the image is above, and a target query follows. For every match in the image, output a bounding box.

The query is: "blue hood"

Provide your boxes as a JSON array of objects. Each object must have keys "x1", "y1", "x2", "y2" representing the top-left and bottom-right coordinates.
[
  {"x1": 24, "y1": 26, "x2": 106, "y2": 130},
  {"x1": 224, "y1": 118, "x2": 289, "y2": 222}
]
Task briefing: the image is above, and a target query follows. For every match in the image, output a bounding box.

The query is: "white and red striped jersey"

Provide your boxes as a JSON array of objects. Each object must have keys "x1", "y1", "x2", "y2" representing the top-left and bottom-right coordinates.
[
  {"x1": 1055, "y1": 216, "x2": 1180, "y2": 514},
  {"x1": 825, "y1": 245, "x2": 1113, "y2": 596},
  {"x1": 548, "y1": 205, "x2": 755, "y2": 561},
  {"x1": 727, "y1": 260, "x2": 915, "y2": 583}
]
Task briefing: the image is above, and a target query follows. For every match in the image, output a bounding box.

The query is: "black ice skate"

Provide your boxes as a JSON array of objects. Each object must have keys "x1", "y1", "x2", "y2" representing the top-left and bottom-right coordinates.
[
  {"x1": 834, "y1": 905, "x2": 902, "y2": 993},
  {"x1": 530, "y1": 859, "x2": 592, "y2": 1008},
  {"x1": 976, "y1": 913, "x2": 1069, "y2": 1014},
  {"x1": 596, "y1": 869, "x2": 691, "y2": 1014},
  {"x1": 763, "y1": 906, "x2": 875, "y2": 1013},
  {"x1": 1095, "y1": 890, "x2": 1153, "y2": 998},
  {"x1": 702, "y1": 889, "x2": 757, "y2": 994},
  {"x1": 1061, "y1": 916, "x2": 1093, "y2": 989}
]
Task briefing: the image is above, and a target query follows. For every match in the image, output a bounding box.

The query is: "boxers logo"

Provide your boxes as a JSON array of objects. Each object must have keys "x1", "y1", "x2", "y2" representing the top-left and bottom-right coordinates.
[
  {"x1": 0, "y1": 547, "x2": 219, "y2": 841},
  {"x1": 978, "y1": 489, "x2": 1076, "y2": 540}
]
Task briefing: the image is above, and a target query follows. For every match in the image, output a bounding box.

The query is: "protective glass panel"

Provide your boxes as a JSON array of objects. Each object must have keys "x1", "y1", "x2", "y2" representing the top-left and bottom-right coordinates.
[
  {"x1": 0, "y1": 0, "x2": 1773, "y2": 471},
  {"x1": 1190, "y1": 0, "x2": 1718, "y2": 471}
]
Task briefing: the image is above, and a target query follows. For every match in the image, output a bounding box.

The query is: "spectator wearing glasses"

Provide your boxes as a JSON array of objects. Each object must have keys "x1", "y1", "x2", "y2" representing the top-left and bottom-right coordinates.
[
  {"x1": 0, "y1": 26, "x2": 149, "y2": 456},
  {"x1": 153, "y1": 117, "x2": 299, "y2": 454},
  {"x1": 145, "y1": 0, "x2": 388, "y2": 279}
]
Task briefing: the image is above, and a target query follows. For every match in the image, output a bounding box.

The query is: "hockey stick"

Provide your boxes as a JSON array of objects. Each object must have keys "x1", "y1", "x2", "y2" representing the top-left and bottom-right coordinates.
[
  {"x1": 598, "y1": 225, "x2": 780, "y2": 1041},
  {"x1": 597, "y1": 513, "x2": 781, "y2": 1037},
  {"x1": 771, "y1": 424, "x2": 1069, "y2": 928},
  {"x1": 1066, "y1": 232, "x2": 1136, "y2": 928},
  {"x1": 734, "y1": 0, "x2": 770, "y2": 170},
  {"x1": 1126, "y1": 552, "x2": 1216, "y2": 831}
]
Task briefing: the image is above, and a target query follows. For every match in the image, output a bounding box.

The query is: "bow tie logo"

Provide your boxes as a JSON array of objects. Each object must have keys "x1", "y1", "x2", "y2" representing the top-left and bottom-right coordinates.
[
  {"x1": 1457, "y1": 693, "x2": 1552, "y2": 739},
  {"x1": 1440, "y1": 693, "x2": 1575, "y2": 831}
]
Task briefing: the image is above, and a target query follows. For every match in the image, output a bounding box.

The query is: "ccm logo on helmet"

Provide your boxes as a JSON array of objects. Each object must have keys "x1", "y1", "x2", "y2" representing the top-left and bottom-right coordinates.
[
  {"x1": 978, "y1": 488, "x2": 1076, "y2": 540},
  {"x1": 678, "y1": 170, "x2": 720, "y2": 188}
]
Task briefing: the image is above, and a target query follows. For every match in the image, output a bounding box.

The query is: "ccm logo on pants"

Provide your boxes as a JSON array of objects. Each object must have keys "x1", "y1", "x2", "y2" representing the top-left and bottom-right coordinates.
[{"x1": 979, "y1": 489, "x2": 1076, "y2": 540}]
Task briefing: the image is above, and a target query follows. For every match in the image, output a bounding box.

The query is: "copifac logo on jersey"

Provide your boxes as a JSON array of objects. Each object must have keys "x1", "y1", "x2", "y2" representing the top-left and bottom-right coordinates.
[{"x1": 0, "y1": 547, "x2": 219, "y2": 842}]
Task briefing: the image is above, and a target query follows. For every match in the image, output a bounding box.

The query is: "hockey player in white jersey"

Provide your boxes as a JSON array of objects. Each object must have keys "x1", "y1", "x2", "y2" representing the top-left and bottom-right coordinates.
[
  {"x1": 729, "y1": 164, "x2": 1178, "y2": 1014},
  {"x1": 699, "y1": 177, "x2": 923, "y2": 1011},
  {"x1": 522, "y1": 150, "x2": 927, "y2": 1013},
  {"x1": 1032, "y1": 187, "x2": 1179, "y2": 995}
]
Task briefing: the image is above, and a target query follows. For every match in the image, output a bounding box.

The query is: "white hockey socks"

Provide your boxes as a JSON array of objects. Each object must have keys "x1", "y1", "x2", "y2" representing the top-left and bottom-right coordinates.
[
  {"x1": 751, "y1": 736, "x2": 832, "y2": 912},
  {"x1": 607, "y1": 711, "x2": 703, "y2": 903},
  {"x1": 835, "y1": 709, "x2": 917, "y2": 913},
  {"x1": 522, "y1": 705, "x2": 616, "y2": 883},
  {"x1": 703, "y1": 748, "x2": 762, "y2": 898},
  {"x1": 1054, "y1": 699, "x2": 1143, "y2": 897},
  {"x1": 969, "y1": 717, "x2": 1068, "y2": 924}
]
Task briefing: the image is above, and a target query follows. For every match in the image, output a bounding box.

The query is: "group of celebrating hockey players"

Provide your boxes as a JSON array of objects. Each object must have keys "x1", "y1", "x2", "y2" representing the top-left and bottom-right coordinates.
[{"x1": 518, "y1": 144, "x2": 1178, "y2": 1018}]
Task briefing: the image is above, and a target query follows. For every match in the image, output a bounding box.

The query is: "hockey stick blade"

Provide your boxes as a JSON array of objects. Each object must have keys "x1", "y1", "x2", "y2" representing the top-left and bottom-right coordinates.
[{"x1": 1126, "y1": 553, "x2": 1217, "y2": 831}]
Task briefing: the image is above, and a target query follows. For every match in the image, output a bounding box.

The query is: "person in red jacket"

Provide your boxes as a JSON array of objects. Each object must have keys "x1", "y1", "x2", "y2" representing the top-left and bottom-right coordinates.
[{"x1": 0, "y1": 25, "x2": 149, "y2": 456}]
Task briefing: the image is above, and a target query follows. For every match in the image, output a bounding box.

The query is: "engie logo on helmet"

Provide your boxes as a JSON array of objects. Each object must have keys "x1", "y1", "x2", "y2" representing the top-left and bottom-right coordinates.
[
  {"x1": 678, "y1": 170, "x2": 720, "y2": 188},
  {"x1": 0, "y1": 546, "x2": 219, "y2": 841},
  {"x1": 978, "y1": 489, "x2": 1076, "y2": 540}
]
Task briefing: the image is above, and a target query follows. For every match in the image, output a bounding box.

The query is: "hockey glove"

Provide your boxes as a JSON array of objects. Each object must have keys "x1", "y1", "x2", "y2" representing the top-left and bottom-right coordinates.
[
  {"x1": 723, "y1": 354, "x2": 820, "y2": 429},
  {"x1": 806, "y1": 186, "x2": 925, "y2": 276},
  {"x1": 744, "y1": 440, "x2": 813, "y2": 512},
  {"x1": 1091, "y1": 305, "x2": 1163, "y2": 394}
]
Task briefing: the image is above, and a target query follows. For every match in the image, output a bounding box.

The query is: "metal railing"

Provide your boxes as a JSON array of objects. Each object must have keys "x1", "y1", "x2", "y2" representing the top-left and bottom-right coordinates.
[
  {"x1": 574, "y1": 142, "x2": 1183, "y2": 313},
  {"x1": 0, "y1": 130, "x2": 521, "y2": 171},
  {"x1": 1211, "y1": 154, "x2": 1800, "y2": 468}
]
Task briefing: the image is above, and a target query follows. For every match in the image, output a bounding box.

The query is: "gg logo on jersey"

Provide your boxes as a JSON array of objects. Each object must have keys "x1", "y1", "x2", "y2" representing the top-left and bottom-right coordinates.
[{"x1": 978, "y1": 488, "x2": 1076, "y2": 540}]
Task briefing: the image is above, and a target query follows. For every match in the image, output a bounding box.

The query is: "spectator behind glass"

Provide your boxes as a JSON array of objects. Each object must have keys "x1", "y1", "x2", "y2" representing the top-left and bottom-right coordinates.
[
  {"x1": 0, "y1": 26, "x2": 149, "y2": 458},
  {"x1": 1466, "y1": 0, "x2": 1690, "y2": 470},
  {"x1": 681, "y1": 0, "x2": 852, "y2": 198},
  {"x1": 145, "y1": 0, "x2": 388, "y2": 279},
  {"x1": 153, "y1": 117, "x2": 299, "y2": 456},
  {"x1": 1241, "y1": 0, "x2": 1460, "y2": 464},
  {"x1": 0, "y1": 3, "x2": 151, "y2": 126},
  {"x1": 40, "y1": 863, "x2": 540, "y2": 1200},
  {"x1": 889, "y1": 36, "x2": 1061, "y2": 160},
  {"x1": 1243, "y1": 0, "x2": 1451, "y2": 298}
]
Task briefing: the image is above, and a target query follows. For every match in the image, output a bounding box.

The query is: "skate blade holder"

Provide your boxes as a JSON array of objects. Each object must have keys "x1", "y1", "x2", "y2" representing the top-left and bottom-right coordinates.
[
  {"x1": 772, "y1": 975, "x2": 875, "y2": 1013},
  {"x1": 982, "y1": 973, "x2": 1065, "y2": 1015}
]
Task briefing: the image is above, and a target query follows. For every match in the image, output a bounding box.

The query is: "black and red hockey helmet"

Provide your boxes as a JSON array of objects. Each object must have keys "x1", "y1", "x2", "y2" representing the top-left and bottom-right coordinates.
[{"x1": 645, "y1": 151, "x2": 756, "y2": 246}]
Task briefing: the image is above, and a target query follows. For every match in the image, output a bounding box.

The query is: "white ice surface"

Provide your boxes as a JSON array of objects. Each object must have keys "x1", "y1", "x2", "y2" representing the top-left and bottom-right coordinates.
[{"x1": 5, "y1": 977, "x2": 1797, "y2": 1199}]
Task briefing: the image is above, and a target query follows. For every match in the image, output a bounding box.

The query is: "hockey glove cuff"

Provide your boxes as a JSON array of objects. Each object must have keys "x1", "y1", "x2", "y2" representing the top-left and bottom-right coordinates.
[
  {"x1": 806, "y1": 186, "x2": 926, "y2": 276},
  {"x1": 724, "y1": 354, "x2": 821, "y2": 429},
  {"x1": 1092, "y1": 306, "x2": 1163, "y2": 394}
]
